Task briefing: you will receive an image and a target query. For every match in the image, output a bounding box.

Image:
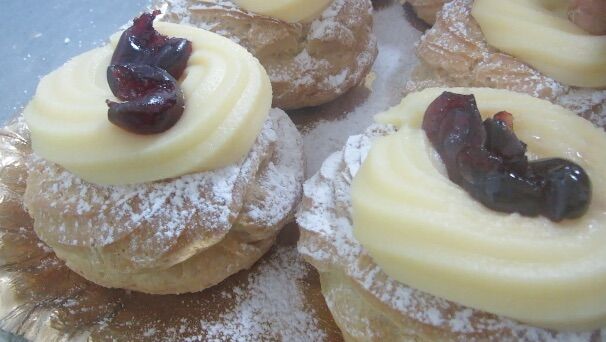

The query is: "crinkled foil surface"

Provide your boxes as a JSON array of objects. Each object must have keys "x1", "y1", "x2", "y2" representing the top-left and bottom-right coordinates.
[{"x1": 0, "y1": 1, "x2": 426, "y2": 341}]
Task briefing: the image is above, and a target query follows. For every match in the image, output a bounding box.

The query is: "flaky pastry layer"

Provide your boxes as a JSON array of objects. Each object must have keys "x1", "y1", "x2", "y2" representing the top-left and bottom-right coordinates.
[
  {"x1": 155, "y1": 0, "x2": 378, "y2": 109},
  {"x1": 25, "y1": 109, "x2": 304, "y2": 294}
]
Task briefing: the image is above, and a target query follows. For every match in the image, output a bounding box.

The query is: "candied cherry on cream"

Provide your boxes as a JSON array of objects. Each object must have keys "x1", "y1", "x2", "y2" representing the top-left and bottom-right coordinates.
[
  {"x1": 422, "y1": 92, "x2": 592, "y2": 222},
  {"x1": 110, "y1": 10, "x2": 192, "y2": 80},
  {"x1": 106, "y1": 11, "x2": 192, "y2": 135},
  {"x1": 107, "y1": 64, "x2": 184, "y2": 135}
]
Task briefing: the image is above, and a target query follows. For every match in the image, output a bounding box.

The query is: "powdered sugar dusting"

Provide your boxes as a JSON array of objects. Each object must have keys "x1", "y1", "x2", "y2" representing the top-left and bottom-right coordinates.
[
  {"x1": 202, "y1": 247, "x2": 325, "y2": 341},
  {"x1": 131, "y1": 247, "x2": 326, "y2": 342},
  {"x1": 0, "y1": 113, "x2": 326, "y2": 340},
  {"x1": 557, "y1": 88, "x2": 606, "y2": 129},
  {"x1": 237, "y1": 109, "x2": 304, "y2": 228},
  {"x1": 413, "y1": 0, "x2": 565, "y2": 100},
  {"x1": 23, "y1": 113, "x2": 285, "y2": 271},
  {"x1": 297, "y1": 125, "x2": 605, "y2": 340}
]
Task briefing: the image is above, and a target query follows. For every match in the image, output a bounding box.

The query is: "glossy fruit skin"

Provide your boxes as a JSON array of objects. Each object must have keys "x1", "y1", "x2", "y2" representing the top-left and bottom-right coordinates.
[
  {"x1": 422, "y1": 92, "x2": 592, "y2": 222},
  {"x1": 532, "y1": 158, "x2": 592, "y2": 221},
  {"x1": 106, "y1": 11, "x2": 192, "y2": 135},
  {"x1": 110, "y1": 11, "x2": 192, "y2": 80},
  {"x1": 107, "y1": 64, "x2": 184, "y2": 135}
]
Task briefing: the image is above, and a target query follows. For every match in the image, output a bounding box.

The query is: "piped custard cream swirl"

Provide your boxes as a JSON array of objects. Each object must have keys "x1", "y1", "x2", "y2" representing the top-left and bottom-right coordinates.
[
  {"x1": 472, "y1": 0, "x2": 606, "y2": 88},
  {"x1": 24, "y1": 22, "x2": 271, "y2": 185},
  {"x1": 352, "y1": 88, "x2": 606, "y2": 331},
  {"x1": 233, "y1": 0, "x2": 333, "y2": 23}
]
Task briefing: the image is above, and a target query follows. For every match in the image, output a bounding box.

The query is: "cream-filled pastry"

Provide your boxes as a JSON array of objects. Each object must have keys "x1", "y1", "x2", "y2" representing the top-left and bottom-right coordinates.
[
  {"x1": 154, "y1": 0, "x2": 378, "y2": 109},
  {"x1": 297, "y1": 88, "x2": 606, "y2": 340},
  {"x1": 472, "y1": 0, "x2": 606, "y2": 88},
  {"x1": 406, "y1": 0, "x2": 606, "y2": 34},
  {"x1": 25, "y1": 20, "x2": 271, "y2": 185},
  {"x1": 408, "y1": 0, "x2": 606, "y2": 129},
  {"x1": 22, "y1": 13, "x2": 304, "y2": 294}
]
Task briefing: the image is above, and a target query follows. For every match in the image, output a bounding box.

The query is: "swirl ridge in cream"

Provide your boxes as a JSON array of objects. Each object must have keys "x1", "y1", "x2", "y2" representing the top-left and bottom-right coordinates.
[
  {"x1": 24, "y1": 22, "x2": 272, "y2": 185},
  {"x1": 354, "y1": 87, "x2": 606, "y2": 331}
]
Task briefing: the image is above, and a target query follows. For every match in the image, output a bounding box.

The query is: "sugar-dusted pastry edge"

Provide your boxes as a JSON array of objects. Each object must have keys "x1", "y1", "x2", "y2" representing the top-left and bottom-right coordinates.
[
  {"x1": 24, "y1": 109, "x2": 305, "y2": 294},
  {"x1": 156, "y1": 0, "x2": 378, "y2": 110},
  {"x1": 408, "y1": 0, "x2": 606, "y2": 129}
]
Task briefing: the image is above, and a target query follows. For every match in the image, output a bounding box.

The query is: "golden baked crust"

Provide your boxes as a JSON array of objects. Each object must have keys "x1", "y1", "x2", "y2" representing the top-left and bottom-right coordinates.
[
  {"x1": 407, "y1": 0, "x2": 606, "y2": 129},
  {"x1": 155, "y1": 0, "x2": 378, "y2": 110},
  {"x1": 296, "y1": 125, "x2": 605, "y2": 341},
  {"x1": 24, "y1": 109, "x2": 304, "y2": 294},
  {"x1": 404, "y1": 0, "x2": 448, "y2": 25}
]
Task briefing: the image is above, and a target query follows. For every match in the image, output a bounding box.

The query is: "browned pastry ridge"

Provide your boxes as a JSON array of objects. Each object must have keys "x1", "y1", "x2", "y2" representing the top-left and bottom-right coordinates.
[
  {"x1": 23, "y1": 109, "x2": 304, "y2": 295},
  {"x1": 407, "y1": 0, "x2": 606, "y2": 129},
  {"x1": 155, "y1": 0, "x2": 378, "y2": 110}
]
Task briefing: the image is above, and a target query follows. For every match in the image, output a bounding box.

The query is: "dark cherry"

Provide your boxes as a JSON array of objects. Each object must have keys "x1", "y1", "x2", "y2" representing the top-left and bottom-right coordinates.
[
  {"x1": 531, "y1": 158, "x2": 591, "y2": 221},
  {"x1": 483, "y1": 112, "x2": 528, "y2": 173},
  {"x1": 150, "y1": 38, "x2": 192, "y2": 79},
  {"x1": 423, "y1": 93, "x2": 485, "y2": 183},
  {"x1": 110, "y1": 10, "x2": 192, "y2": 80},
  {"x1": 456, "y1": 147, "x2": 543, "y2": 217},
  {"x1": 422, "y1": 92, "x2": 592, "y2": 222},
  {"x1": 107, "y1": 64, "x2": 184, "y2": 135},
  {"x1": 106, "y1": 11, "x2": 192, "y2": 135}
]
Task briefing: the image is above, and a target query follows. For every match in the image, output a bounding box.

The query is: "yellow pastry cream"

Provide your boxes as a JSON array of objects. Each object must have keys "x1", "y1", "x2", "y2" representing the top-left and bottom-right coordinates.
[
  {"x1": 24, "y1": 21, "x2": 272, "y2": 185},
  {"x1": 232, "y1": 0, "x2": 334, "y2": 23},
  {"x1": 352, "y1": 87, "x2": 606, "y2": 331},
  {"x1": 472, "y1": 0, "x2": 606, "y2": 88}
]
